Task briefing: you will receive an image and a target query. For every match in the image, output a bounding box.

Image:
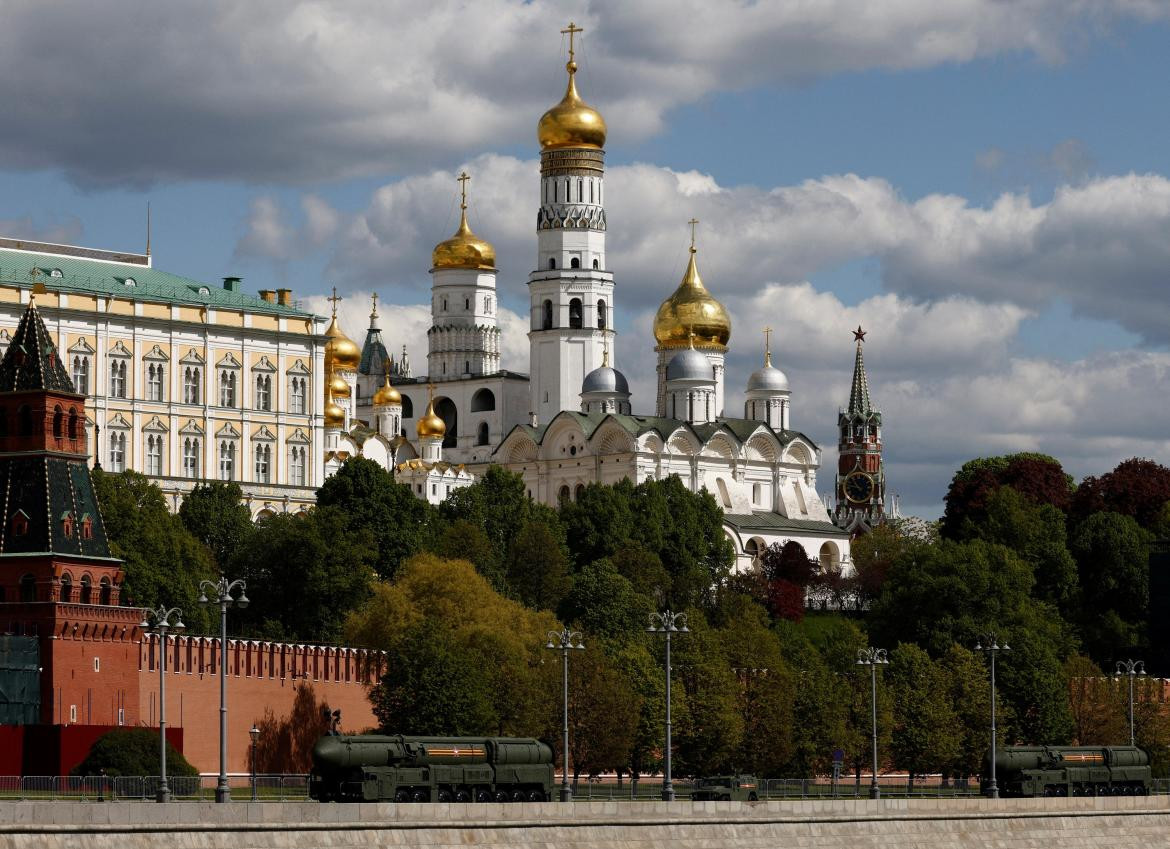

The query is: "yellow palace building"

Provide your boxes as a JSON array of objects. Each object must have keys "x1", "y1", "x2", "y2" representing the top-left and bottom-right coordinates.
[{"x1": 0, "y1": 235, "x2": 326, "y2": 517}]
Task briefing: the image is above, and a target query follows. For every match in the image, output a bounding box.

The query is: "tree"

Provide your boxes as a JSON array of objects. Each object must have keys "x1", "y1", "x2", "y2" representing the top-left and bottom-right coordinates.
[
  {"x1": 848, "y1": 522, "x2": 916, "y2": 608},
  {"x1": 760, "y1": 541, "x2": 817, "y2": 622},
  {"x1": 441, "y1": 466, "x2": 544, "y2": 570},
  {"x1": 941, "y1": 644, "x2": 995, "y2": 782},
  {"x1": 941, "y1": 453, "x2": 1074, "y2": 540},
  {"x1": 429, "y1": 519, "x2": 503, "y2": 589},
  {"x1": 564, "y1": 642, "x2": 641, "y2": 782},
  {"x1": 72, "y1": 728, "x2": 197, "y2": 777},
  {"x1": 1065, "y1": 654, "x2": 1127, "y2": 746},
  {"x1": 773, "y1": 620, "x2": 851, "y2": 776},
  {"x1": 887, "y1": 644, "x2": 960, "y2": 785},
  {"x1": 232, "y1": 506, "x2": 377, "y2": 642},
  {"x1": 505, "y1": 519, "x2": 572, "y2": 611},
  {"x1": 1072, "y1": 458, "x2": 1170, "y2": 531},
  {"x1": 178, "y1": 481, "x2": 254, "y2": 571},
  {"x1": 251, "y1": 682, "x2": 334, "y2": 773},
  {"x1": 92, "y1": 469, "x2": 216, "y2": 633},
  {"x1": 1069, "y1": 511, "x2": 1153, "y2": 662},
  {"x1": 315, "y1": 457, "x2": 434, "y2": 580},
  {"x1": 669, "y1": 612, "x2": 743, "y2": 777},
  {"x1": 559, "y1": 558, "x2": 651, "y2": 639}
]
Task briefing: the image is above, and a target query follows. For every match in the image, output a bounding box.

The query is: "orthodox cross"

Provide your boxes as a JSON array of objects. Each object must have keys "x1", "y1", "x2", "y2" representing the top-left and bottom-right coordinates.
[
  {"x1": 688, "y1": 218, "x2": 699, "y2": 251},
  {"x1": 457, "y1": 171, "x2": 470, "y2": 211},
  {"x1": 328, "y1": 286, "x2": 342, "y2": 317},
  {"x1": 370, "y1": 292, "x2": 379, "y2": 319},
  {"x1": 763, "y1": 326, "x2": 773, "y2": 365},
  {"x1": 561, "y1": 22, "x2": 583, "y2": 62}
]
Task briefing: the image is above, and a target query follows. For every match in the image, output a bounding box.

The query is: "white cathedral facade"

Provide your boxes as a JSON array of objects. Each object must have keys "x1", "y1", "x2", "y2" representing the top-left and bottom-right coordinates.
[{"x1": 324, "y1": 32, "x2": 851, "y2": 573}]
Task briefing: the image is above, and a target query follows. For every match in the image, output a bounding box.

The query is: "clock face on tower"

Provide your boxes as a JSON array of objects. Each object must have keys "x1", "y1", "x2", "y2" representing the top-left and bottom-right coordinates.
[{"x1": 844, "y1": 471, "x2": 874, "y2": 504}]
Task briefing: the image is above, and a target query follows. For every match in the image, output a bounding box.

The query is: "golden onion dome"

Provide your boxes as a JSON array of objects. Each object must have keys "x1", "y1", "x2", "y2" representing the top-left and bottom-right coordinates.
[
  {"x1": 324, "y1": 398, "x2": 346, "y2": 429},
  {"x1": 653, "y1": 246, "x2": 731, "y2": 349},
  {"x1": 416, "y1": 395, "x2": 447, "y2": 439},
  {"x1": 324, "y1": 314, "x2": 361, "y2": 371},
  {"x1": 373, "y1": 372, "x2": 402, "y2": 406},
  {"x1": 432, "y1": 206, "x2": 496, "y2": 271},
  {"x1": 329, "y1": 372, "x2": 351, "y2": 398},
  {"x1": 538, "y1": 61, "x2": 607, "y2": 150}
]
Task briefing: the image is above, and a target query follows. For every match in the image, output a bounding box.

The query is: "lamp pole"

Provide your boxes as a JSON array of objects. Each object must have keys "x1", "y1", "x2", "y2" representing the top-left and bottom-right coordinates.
[
  {"x1": 855, "y1": 647, "x2": 888, "y2": 799},
  {"x1": 199, "y1": 577, "x2": 250, "y2": 803},
  {"x1": 1115, "y1": 659, "x2": 1146, "y2": 748},
  {"x1": 140, "y1": 605, "x2": 185, "y2": 803},
  {"x1": 249, "y1": 725, "x2": 260, "y2": 801},
  {"x1": 647, "y1": 609, "x2": 688, "y2": 801},
  {"x1": 545, "y1": 627, "x2": 585, "y2": 802},
  {"x1": 975, "y1": 633, "x2": 1010, "y2": 799}
]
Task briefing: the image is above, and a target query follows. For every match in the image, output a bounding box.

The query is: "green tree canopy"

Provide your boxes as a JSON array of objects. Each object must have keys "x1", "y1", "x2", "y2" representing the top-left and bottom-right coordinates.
[
  {"x1": 941, "y1": 453, "x2": 1074, "y2": 539},
  {"x1": 1069, "y1": 511, "x2": 1152, "y2": 661},
  {"x1": 559, "y1": 558, "x2": 651, "y2": 639},
  {"x1": 177, "y1": 481, "x2": 254, "y2": 571},
  {"x1": 887, "y1": 644, "x2": 961, "y2": 781}
]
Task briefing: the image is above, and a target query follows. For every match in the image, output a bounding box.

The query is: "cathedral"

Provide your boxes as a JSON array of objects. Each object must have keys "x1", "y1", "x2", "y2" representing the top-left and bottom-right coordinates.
[{"x1": 323, "y1": 24, "x2": 872, "y2": 573}]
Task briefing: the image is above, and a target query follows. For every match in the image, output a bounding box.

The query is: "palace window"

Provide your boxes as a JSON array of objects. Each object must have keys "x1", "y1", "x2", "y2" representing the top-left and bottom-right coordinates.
[
  {"x1": 183, "y1": 438, "x2": 200, "y2": 478},
  {"x1": 146, "y1": 434, "x2": 163, "y2": 476},
  {"x1": 219, "y1": 441, "x2": 236, "y2": 480},
  {"x1": 289, "y1": 377, "x2": 306, "y2": 414},
  {"x1": 542, "y1": 300, "x2": 553, "y2": 329},
  {"x1": 220, "y1": 370, "x2": 237, "y2": 407},
  {"x1": 289, "y1": 445, "x2": 306, "y2": 486},
  {"x1": 569, "y1": 298, "x2": 583, "y2": 329},
  {"x1": 255, "y1": 374, "x2": 271, "y2": 411},
  {"x1": 146, "y1": 363, "x2": 165, "y2": 402},
  {"x1": 597, "y1": 299, "x2": 607, "y2": 330},
  {"x1": 108, "y1": 432, "x2": 126, "y2": 472},
  {"x1": 109, "y1": 360, "x2": 127, "y2": 399},
  {"x1": 71, "y1": 355, "x2": 90, "y2": 395},
  {"x1": 79, "y1": 575, "x2": 91, "y2": 604},
  {"x1": 254, "y1": 443, "x2": 271, "y2": 483},
  {"x1": 570, "y1": 257, "x2": 580, "y2": 269},
  {"x1": 183, "y1": 367, "x2": 201, "y2": 405}
]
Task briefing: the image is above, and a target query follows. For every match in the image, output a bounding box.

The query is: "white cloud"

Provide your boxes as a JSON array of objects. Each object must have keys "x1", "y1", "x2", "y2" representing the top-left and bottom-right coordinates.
[{"x1": 0, "y1": 0, "x2": 1164, "y2": 185}]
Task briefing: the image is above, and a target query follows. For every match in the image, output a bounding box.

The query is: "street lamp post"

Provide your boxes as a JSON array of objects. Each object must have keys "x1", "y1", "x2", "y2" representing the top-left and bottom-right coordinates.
[
  {"x1": 647, "y1": 609, "x2": 688, "y2": 801},
  {"x1": 250, "y1": 725, "x2": 260, "y2": 801},
  {"x1": 1115, "y1": 659, "x2": 1146, "y2": 748},
  {"x1": 545, "y1": 627, "x2": 585, "y2": 802},
  {"x1": 140, "y1": 605, "x2": 185, "y2": 803},
  {"x1": 975, "y1": 634, "x2": 1011, "y2": 799},
  {"x1": 856, "y1": 647, "x2": 888, "y2": 799},
  {"x1": 199, "y1": 577, "x2": 250, "y2": 803}
]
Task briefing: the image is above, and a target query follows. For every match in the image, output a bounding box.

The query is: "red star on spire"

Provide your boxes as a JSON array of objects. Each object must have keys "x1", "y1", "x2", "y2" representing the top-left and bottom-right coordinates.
[{"x1": 853, "y1": 325, "x2": 866, "y2": 343}]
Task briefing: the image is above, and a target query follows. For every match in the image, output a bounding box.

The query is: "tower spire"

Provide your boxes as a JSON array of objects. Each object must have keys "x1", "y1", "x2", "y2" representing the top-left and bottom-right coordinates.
[
  {"x1": 847, "y1": 326, "x2": 871, "y2": 415},
  {"x1": 370, "y1": 292, "x2": 379, "y2": 326},
  {"x1": 763, "y1": 326, "x2": 773, "y2": 368}
]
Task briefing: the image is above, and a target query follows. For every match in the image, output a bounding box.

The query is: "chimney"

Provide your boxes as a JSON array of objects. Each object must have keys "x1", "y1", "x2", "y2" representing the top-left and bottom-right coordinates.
[
  {"x1": 222, "y1": 276, "x2": 242, "y2": 293},
  {"x1": 258, "y1": 290, "x2": 276, "y2": 304},
  {"x1": 276, "y1": 288, "x2": 292, "y2": 306}
]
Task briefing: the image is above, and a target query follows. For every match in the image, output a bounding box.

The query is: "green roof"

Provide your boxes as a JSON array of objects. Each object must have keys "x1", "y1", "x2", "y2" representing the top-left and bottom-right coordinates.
[
  {"x1": 0, "y1": 245, "x2": 313, "y2": 317},
  {"x1": 723, "y1": 511, "x2": 850, "y2": 538}
]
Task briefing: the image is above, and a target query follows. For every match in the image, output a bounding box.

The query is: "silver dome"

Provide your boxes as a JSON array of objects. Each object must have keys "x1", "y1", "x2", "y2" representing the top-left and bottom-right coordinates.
[
  {"x1": 581, "y1": 365, "x2": 631, "y2": 396},
  {"x1": 747, "y1": 364, "x2": 790, "y2": 392},
  {"x1": 666, "y1": 347, "x2": 714, "y2": 383}
]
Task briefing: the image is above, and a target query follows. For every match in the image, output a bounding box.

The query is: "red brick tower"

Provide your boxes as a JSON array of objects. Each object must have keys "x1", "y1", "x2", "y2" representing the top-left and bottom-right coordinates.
[
  {"x1": 0, "y1": 284, "x2": 139, "y2": 726},
  {"x1": 833, "y1": 326, "x2": 885, "y2": 535}
]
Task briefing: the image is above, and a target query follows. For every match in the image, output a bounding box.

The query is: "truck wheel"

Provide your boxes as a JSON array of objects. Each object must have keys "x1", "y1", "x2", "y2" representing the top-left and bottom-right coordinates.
[
  {"x1": 511, "y1": 790, "x2": 525, "y2": 803},
  {"x1": 455, "y1": 789, "x2": 471, "y2": 803},
  {"x1": 495, "y1": 790, "x2": 509, "y2": 803},
  {"x1": 412, "y1": 790, "x2": 428, "y2": 803},
  {"x1": 748, "y1": 793, "x2": 758, "y2": 802},
  {"x1": 438, "y1": 789, "x2": 453, "y2": 803},
  {"x1": 395, "y1": 791, "x2": 410, "y2": 803},
  {"x1": 527, "y1": 790, "x2": 543, "y2": 802}
]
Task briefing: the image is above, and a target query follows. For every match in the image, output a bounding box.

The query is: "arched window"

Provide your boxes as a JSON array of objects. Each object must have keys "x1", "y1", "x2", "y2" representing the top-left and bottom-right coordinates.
[
  {"x1": 575, "y1": 484, "x2": 585, "y2": 501},
  {"x1": 569, "y1": 298, "x2": 583, "y2": 329},
  {"x1": 558, "y1": 485, "x2": 571, "y2": 503},
  {"x1": 578, "y1": 178, "x2": 584, "y2": 201},
  {"x1": 19, "y1": 575, "x2": 35, "y2": 603},
  {"x1": 542, "y1": 300, "x2": 554, "y2": 330},
  {"x1": 220, "y1": 371, "x2": 237, "y2": 407},
  {"x1": 183, "y1": 438, "x2": 200, "y2": 478},
  {"x1": 434, "y1": 397, "x2": 458, "y2": 449},
  {"x1": 592, "y1": 258, "x2": 599, "y2": 269},
  {"x1": 146, "y1": 434, "x2": 163, "y2": 476},
  {"x1": 289, "y1": 376, "x2": 306, "y2": 414},
  {"x1": 477, "y1": 421, "x2": 490, "y2": 446},
  {"x1": 254, "y1": 443, "x2": 271, "y2": 483},
  {"x1": 79, "y1": 575, "x2": 92, "y2": 605},
  {"x1": 18, "y1": 405, "x2": 32, "y2": 436},
  {"x1": 289, "y1": 446, "x2": 307, "y2": 486},
  {"x1": 67, "y1": 410, "x2": 78, "y2": 440},
  {"x1": 183, "y1": 367, "x2": 201, "y2": 404},
  {"x1": 548, "y1": 257, "x2": 556, "y2": 270},
  {"x1": 442, "y1": 297, "x2": 448, "y2": 311},
  {"x1": 147, "y1": 363, "x2": 164, "y2": 401},
  {"x1": 71, "y1": 355, "x2": 90, "y2": 395},
  {"x1": 99, "y1": 577, "x2": 112, "y2": 606},
  {"x1": 464, "y1": 297, "x2": 470, "y2": 310},
  {"x1": 570, "y1": 257, "x2": 581, "y2": 269},
  {"x1": 597, "y1": 299, "x2": 607, "y2": 330},
  {"x1": 109, "y1": 360, "x2": 127, "y2": 398},
  {"x1": 59, "y1": 573, "x2": 73, "y2": 603},
  {"x1": 219, "y1": 441, "x2": 236, "y2": 480},
  {"x1": 470, "y1": 388, "x2": 496, "y2": 412},
  {"x1": 401, "y1": 395, "x2": 414, "y2": 418},
  {"x1": 255, "y1": 374, "x2": 271, "y2": 411},
  {"x1": 53, "y1": 406, "x2": 64, "y2": 438},
  {"x1": 108, "y1": 432, "x2": 125, "y2": 472}
]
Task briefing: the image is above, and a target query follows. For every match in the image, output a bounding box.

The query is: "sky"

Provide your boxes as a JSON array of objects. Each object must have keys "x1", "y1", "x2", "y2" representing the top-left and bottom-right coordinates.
[{"x1": 2, "y1": 0, "x2": 1170, "y2": 518}]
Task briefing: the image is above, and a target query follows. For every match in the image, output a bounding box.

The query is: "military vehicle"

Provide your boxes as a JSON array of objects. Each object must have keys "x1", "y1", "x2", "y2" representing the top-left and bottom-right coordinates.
[
  {"x1": 309, "y1": 733, "x2": 554, "y2": 802},
  {"x1": 987, "y1": 745, "x2": 1151, "y2": 797},
  {"x1": 690, "y1": 774, "x2": 760, "y2": 801}
]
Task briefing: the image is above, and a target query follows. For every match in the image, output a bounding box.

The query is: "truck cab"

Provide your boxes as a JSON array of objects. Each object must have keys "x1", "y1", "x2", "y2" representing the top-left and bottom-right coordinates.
[{"x1": 690, "y1": 774, "x2": 760, "y2": 801}]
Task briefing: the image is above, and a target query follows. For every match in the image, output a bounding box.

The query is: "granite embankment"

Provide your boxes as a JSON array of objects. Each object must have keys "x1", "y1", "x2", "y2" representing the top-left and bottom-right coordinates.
[{"x1": 2, "y1": 796, "x2": 1169, "y2": 848}]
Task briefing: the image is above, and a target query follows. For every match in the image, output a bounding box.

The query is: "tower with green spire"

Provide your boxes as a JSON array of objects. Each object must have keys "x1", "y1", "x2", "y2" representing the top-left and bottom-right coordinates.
[{"x1": 834, "y1": 326, "x2": 885, "y2": 534}]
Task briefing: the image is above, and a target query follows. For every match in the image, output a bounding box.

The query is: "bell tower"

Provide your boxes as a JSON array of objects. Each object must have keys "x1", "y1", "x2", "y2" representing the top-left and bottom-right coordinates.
[
  {"x1": 528, "y1": 22, "x2": 614, "y2": 425},
  {"x1": 834, "y1": 326, "x2": 886, "y2": 534}
]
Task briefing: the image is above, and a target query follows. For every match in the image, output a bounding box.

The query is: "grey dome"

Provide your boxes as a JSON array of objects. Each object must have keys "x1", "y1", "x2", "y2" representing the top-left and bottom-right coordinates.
[
  {"x1": 666, "y1": 347, "x2": 714, "y2": 382},
  {"x1": 747, "y1": 364, "x2": 790, "y2": 392},
  {"x1": 582, "y1": 365, "x2": 630, "y2": 396}
]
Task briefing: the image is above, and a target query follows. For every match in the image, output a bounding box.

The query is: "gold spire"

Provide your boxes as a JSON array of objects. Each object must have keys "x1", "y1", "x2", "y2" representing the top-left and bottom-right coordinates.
[
  {"x1": 432, "y1": 171, "x2": 497, "y2": 270},
  {"x1": 652, "y1": 221, "x2": 731, "y2": 349},
  {"x1": 416, "y1": 382, "x2": 447, "y2": 439},
  {"x1": 763, "y1": 326, "x2": 773, "y2": 367},
  {"x1": 538, "y1": 22, "x2": 607, "y2": 150},
  {"x1": 373, "y1": 361, "x2": 402, "y2": 406},
  {"x1": 324, "y1": 286, "x2": 361, "y2": 371}
]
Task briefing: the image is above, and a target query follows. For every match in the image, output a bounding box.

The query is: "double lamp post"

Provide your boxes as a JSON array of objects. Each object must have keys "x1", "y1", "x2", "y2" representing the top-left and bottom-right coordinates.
[
  {"x1": 199, "y1": 577, "x2": 250, "y2": 803},
  {"x1": 545, "y1": 627, "x2": 585, "y2": 802}
]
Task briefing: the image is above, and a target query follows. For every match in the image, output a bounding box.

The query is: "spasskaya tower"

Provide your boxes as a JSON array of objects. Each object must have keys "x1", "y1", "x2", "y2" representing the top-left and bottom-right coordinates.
[{"x1": 833, "y1": 326, "x2": 885, "y2": 535}]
